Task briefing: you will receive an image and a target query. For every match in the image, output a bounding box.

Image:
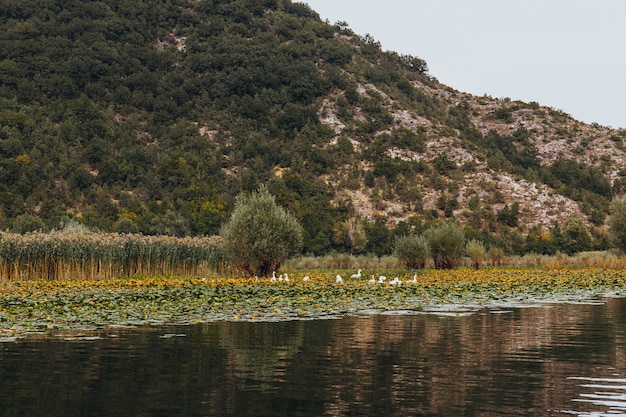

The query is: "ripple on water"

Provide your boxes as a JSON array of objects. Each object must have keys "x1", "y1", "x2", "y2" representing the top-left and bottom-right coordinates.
[{"x1": 564, "y1": 377, "x2": 626, "y2": 416}]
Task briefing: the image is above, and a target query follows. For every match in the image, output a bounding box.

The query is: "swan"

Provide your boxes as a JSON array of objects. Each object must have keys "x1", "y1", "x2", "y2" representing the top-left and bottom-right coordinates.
[
  {"x1": 336, "y1": 274, "x2": 343, "y2": 284},
  {"x1": 350, "y1": 269, "x2": 362, "y2": 279},
  {"x1": 270, "y1": 271, "x2": 277, "y2": 282},
  {"x1": 278, "y1": 274, "x2": 284, "y2": 282},
  {"x1": 303, "y1": 275, "x2": 310, "y2": 282},
  {"x1": 378, "y1": 275, "x2": 387, "y2": 283},
  {"x1": 368, "y1": 275, "x2": 377, "y2": 284},
  {"x1": 390, "y1": 277, "x2": 402, "y2": 285},
  {"x1": 408, "y1": 274, "x2": 417, "y2": 283},
  {"x1": 284, "y1": 273, "x2": 289, "y2": 282}
]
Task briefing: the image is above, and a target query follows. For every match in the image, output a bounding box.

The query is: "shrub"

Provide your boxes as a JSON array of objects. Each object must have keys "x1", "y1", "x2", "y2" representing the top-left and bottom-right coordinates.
[
  {"x1": 561, "y1": 218, "x2": 592, "y2": 255},
  {"x1": 114, "y1": 218, "x2": 140, "y2": 234},
  {"x1": 394, "y1": 234, "x2": 429, "y2": 269},
  {"x1": 11, "y1": 214, "x2": 46, "y2": 234},
  {"x1": 608, "y1": 195, "x2": 626, "y2": 253},
  {"x1": 426, "y1": 222, "x2": 465, "y2": 269},
  {"x1": 220, "y1": 186, "x2": 303, "y2": 276},
  {"x1": 59, "y1": 218, "x2": 93, "y2": 234},
  {"x1": 466, "y1": 239, "x2": 486, "y2": 269},
  {"x1": 365, "y1": 216, "x2": 393, "y2": 257},
  {"x1": 487, "y1": 246, "x2": 506, "y2": 266}
]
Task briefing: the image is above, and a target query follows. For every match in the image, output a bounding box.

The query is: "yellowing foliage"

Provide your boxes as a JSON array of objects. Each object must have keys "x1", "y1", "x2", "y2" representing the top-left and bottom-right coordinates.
[{"x1": 2, "y1": 267, "x2": 626, "y2": 339}]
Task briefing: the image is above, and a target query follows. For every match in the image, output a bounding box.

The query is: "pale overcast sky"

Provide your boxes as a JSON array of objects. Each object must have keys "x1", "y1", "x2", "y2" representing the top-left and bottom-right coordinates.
[{"x1": 304, "y1": 0, "x2": 626, "y2": 129}]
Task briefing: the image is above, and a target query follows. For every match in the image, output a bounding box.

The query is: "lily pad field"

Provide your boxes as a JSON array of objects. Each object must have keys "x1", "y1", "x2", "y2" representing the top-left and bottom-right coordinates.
[{"x1": 2, "y1": 267, "x2": 626, "y2": 341}]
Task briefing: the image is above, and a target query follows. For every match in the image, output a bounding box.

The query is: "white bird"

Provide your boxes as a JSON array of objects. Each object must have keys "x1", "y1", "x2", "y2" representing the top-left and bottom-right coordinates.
[
  {"x1": 368, "y1": 275, "x2": 377, "y2": 284},
  {"x1": 378, "y1": 275, "x2": 387, "y2": 283},
  {"x1": 303, "y1": 275, "x2": 310, "y2": 282},
  {"x1": 390, "y1": 277, "x2": 402, "y2": 285},
  {"x1": 278, "y1": 274, "x2": 284, "y2": 282},
  {"x1": 284, "y1": 273, "x2": 289, "y2": 282},
  {"x1": 336, "y1": 274, "x2": 343, "y2": 284},
  {"x1": 408, "y1": 274, "x2": 417, "y2": 283},
  {"x1": 350, "y1": 269, "x2": 362, "y2": 279},
  {"x1": 270, "y1": 271, "x2": 277, "y2": 282}
]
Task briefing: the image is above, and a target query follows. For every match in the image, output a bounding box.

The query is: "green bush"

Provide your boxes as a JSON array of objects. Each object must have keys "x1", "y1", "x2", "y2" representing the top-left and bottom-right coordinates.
[
  {"x1": 608, "y1": 196, "x2": 626, "y2": 253},
  {"x1": 365, "y1": 217, "x2": 393, "y2": 257},
  {"x1": 487, "y1": 246, "x2": 506, "y2": 266},
  {"x1": 394, "y1": 234, "x2": 429, "y2": 269},
  {"x1": 466, "y1": 239, "x2": 486, "y2": 269},
  {"x1": 114, "y1": 218, "x2": 140, "y2": 234},
  {"x1": 561, "y1": 218, "x2": 592, "y2": 255},
  {"x1": 11, "y1": 214, "x2": 46, "y2": 234},
  {"x1": 220, "y1": 186, "x2": 303, "y2": 276},
  {"x1": 426, "y1": 222, "x2": 465, "y2": 269}
]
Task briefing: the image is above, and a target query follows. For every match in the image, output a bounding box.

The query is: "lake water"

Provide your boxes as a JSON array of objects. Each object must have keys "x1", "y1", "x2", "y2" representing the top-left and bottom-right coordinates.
[{"x1": 2, "y1": 298, "x2": 626, "y2": 416}]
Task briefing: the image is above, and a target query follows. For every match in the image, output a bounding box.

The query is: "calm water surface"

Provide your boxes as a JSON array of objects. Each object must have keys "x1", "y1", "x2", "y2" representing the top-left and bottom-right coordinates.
[{"x1": 2, "y1": 298, "x2": 626, "y2": 416}]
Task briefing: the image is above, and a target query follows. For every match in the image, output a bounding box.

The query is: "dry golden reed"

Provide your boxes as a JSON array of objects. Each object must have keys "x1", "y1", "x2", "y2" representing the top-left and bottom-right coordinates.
[{"x1": 0, "y1": 231, "x2": 224, "y2": 281}]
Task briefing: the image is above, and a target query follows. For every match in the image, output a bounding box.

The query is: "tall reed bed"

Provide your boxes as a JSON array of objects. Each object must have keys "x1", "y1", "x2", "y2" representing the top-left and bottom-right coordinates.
[{"x1": 0, "y1": 231, "x2": 224, "y2": 281}]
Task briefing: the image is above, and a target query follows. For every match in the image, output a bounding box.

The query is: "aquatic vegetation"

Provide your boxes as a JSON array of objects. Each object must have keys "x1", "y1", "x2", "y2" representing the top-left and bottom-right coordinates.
[
  {"x1": 1, "y1": 268, "x2": 626, "y2": 338},
  {"x1": 0, "y1": 231, "x2": 224, "y2": 281}
]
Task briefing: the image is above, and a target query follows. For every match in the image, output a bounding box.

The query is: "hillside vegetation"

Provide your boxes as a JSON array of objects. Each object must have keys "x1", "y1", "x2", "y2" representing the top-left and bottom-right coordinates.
[{"x1": 1, "y1": 0, "x2": 625, "y2": 256}]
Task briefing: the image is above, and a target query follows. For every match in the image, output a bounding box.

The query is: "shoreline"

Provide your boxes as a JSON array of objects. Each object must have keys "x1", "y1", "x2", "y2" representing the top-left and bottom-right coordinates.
[{"x1": 1, "y1": 268, "x2": 625, "y2": 341}]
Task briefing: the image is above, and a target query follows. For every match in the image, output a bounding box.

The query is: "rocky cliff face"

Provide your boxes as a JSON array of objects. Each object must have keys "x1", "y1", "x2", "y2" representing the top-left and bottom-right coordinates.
[{"x1": 317, "y1": 55, "x2": 624, "y2": 233}]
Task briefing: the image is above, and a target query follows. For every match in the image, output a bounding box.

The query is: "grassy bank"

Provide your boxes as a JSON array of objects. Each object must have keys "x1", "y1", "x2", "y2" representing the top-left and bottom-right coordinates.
[
  {"x1": 286, "y1": 251, "x2": 626, "y2": 270},
  {"x1": 2, "y1": 267, "x2": 626, "y2": 340}
]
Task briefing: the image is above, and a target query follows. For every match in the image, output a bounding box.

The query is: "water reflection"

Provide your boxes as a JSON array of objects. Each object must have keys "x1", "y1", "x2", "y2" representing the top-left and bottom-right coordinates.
[
  {"x1": 1, "y1": 298, "x2": 626, "y2": 416},
  {"x1": 566, "y1": 377, "x2": 626, "y2": 416}
]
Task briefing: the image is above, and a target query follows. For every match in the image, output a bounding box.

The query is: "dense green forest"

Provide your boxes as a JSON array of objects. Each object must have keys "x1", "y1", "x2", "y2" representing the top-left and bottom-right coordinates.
[{"x1": 0, "y1": 0, "x2": 620, "y2": 256}]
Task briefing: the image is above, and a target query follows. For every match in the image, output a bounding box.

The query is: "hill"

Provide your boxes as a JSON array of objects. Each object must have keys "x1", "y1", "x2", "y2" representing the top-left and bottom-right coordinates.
[{"x1": 1, "y1": 0, "x2": 624, "y2": 255}]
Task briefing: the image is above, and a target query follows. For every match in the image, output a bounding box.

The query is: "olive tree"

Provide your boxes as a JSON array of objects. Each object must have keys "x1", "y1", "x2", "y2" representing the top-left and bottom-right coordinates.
[
  {"x1": 608, "y1": 195, "x2": 626, "y2": 253},
  {"x1": 426, "y1": 222, "x2": 465, "y2": 269},
  {"x1": 394, "y1": 234, "x2": 430, "y2": 269},
  {"x1": 220, "y1": 186, "x2": 303, "y2": 276}
]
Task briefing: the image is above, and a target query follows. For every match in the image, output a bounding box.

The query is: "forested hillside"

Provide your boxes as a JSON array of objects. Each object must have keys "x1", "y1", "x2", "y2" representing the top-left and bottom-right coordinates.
[{"x1": 1, "y1": 0, "x2": 625, "y2": 256}]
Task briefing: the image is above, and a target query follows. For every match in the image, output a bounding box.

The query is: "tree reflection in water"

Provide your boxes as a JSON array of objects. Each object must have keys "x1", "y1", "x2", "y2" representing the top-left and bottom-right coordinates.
[{"x1": 2, "y1": 299, "x2": 626, "y2": 416}]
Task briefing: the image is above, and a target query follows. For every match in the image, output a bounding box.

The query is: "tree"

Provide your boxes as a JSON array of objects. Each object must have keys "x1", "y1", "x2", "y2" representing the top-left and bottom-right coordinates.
[
  {"x1": 561, "y1": 218, "x2": 592, "y2": 255},
  {"x1": 466, "y1": 239, "x2": 486, "y2": 269},
  {"x1": 433, "y1": 153, "x2": 457, "y2": 175},
  {"x1": 398, "y1": 54, "x2": 428, "y2": 74},
  {"x1": 220, "y1": 186, "x2": 303, "y2": 276},
  {"x1": 497, "y1": 203, "x2": 520, "y2": 227},
  {"x1": 365, "y1": 216, "x2": 393, "y2": 257},
  {"x1": 349, "y1": 218, "x2": 368, "y2": 255},
  {"x1": 334, "y1": 218, "x2": 368, "y2": 255},
  {"x1": 114, "y1": 218, "x2": 139, "y2": 234},
  {"x1": 608, "y1": 195, "x2": 626, "y2": 253},
  {"x1": 426, "y1": 222, "x2": 465, "y2": 269},
  {"x1": 436, "y1": 192, "x2": 458, "y2": 218},
  {"x1": 525, "y1": 225, "x2": 556, "y2": 255},
  {"x1": 394, "y1": 234, "x2": 429, "y2": 269},
  {"x1": 11, "y1": 214, "x2": 46, "y2": 234},
  {"x1": 487, "y1": 246, "x2": 505, "y2": 266}
]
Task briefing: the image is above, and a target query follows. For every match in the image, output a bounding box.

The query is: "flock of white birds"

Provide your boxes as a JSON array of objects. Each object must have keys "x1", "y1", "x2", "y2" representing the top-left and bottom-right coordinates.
[{"x1": 267, "y1": 270, "x2": 418, "y2": 285}]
